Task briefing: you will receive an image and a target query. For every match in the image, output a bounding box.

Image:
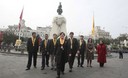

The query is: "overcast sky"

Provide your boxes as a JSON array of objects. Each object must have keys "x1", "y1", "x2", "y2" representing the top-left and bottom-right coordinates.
[{"x1": 0, "y1": 0, "x2": 128, "y2": 38}]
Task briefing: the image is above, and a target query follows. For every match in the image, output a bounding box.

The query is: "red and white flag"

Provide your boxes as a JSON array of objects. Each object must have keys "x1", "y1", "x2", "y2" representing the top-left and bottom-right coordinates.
[{"x1": 18, "y1": 8, "x2": 24, "y2": 31}]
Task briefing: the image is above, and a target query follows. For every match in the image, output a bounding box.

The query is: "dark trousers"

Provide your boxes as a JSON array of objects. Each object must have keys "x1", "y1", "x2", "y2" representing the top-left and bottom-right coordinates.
[
  {"x1": 100, "y1": 63, "x2": 104, "y2": 67},
  {"x1": 68, "y1": 53, "x2": 76, "y2": 69},
  {"x1": 57, "y1": 54, "x2": 65, "y2": 76},
  {"x1": 46, "y1": 54, "x2": 49, "y2": 66},
  {"x1": 77, "y1": 53, "x2": 84, "y2": 66},
  {"x1": 42, "y1": 53, "x2": 50, "y2": 68},
  {"x1": 119, "y1": 52, "x2": 123, "y2": 59},
  {"x1": 27, "y1": 52, "x2": 37, "y2": 69}
]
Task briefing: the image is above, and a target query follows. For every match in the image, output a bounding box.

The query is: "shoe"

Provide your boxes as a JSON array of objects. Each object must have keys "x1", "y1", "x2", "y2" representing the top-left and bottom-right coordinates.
[
  {"x1": 26, "y1": 68, "x2": 30, "y2": 70},
  {"x1": 62, "y1": 72, "x2": 65, "y2": 75},
  {"x1": 51, "y1": 68, "x2": 53, "y2": 70},
  {"x1": 69, "y1": 69, "x2": 72, "y2": 72},
  {"x1": 81, "y1": 65, "x2": 84, "y2": 68},
  {"x1": 100, "y1": 65, "x2": 103, "y2": 67},
  {"x1": 47, "y1": 65, "x2": 49, "y2": 67},
  {"x1": 34, "y1": 66, "x2": 37, "y2": 68},
  {"x1": 90, "y1": 66, "x2": 92, "y2": 68},
  {"x1": 56, "y1": 75, "x2": 60, "y2": 78},
  {"x1": 41, "y1": 67, "x2": 44, "y2": 70},
  {"x1": 87, "y1": 64, "x2": 89, "y2": 67},
  {"x1": 54, "y1": 68, "x2": 57, "y2": 71},
  {"x1": 77, "y1": 65, "x2": 79, "y2": 67}
]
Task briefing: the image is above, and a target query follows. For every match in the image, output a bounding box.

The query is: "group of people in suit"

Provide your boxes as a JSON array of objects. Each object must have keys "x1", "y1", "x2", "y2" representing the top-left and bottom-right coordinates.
[{"x1": 26, "y1": 32, "x2": 107, "y2": 78}]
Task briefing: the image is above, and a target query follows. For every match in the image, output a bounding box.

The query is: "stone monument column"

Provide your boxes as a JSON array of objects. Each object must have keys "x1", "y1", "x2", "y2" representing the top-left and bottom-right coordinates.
[{"x1": 50, "y1": 2, "x2": 67, "y2": 39}]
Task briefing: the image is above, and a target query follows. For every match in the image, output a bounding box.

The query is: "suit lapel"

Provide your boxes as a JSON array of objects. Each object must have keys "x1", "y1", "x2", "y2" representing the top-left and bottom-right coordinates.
[
  {"x1": 46, "y1": 40, "x2": 49, "y2": 48},
  {"x1": 47, "y1": 40, "x2": 49, "y2": 46},
  {"x1": 81, "y1": 40, "x2": 84, "y2": 47},
  {"x1": 30, "y1": 38, "x2": 33, "y2": 45}
]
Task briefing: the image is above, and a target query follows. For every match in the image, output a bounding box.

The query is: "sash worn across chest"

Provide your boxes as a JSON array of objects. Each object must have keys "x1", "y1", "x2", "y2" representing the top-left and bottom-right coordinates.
[
  {"x1": 60, "y1": 38, "x2": 65, "y2": 50},
  {"x1": 53, "y1": 39, "x2": 57, "y2": 46},
  {"x1": 70, "y1": 38, "x2": 73, "y2": 49},
  {"x1": 31, "y1": 37, "x2": 36, "y2": 46},
  {"x1": 79, "y1": 40, "x2": 83, "y2": 49},
  {"x1": 44, "y1": 40, "x2": 48, "y2": 48}
]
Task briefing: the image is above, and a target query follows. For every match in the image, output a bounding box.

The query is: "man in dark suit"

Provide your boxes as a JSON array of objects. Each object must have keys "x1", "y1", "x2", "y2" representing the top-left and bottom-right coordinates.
[
  {"x1": 56, "y1": 32, "x2": 68, "y2": 78},
  {"x1": 40, "y1": 34, "x2": 50, "y2": 70},
  {"x1": 67, "y1": 32, "x2": 78, "y2": 72},
  {"x1": 49, "y1": 34, "x2": 57, "y2": 70},
  {"x1": 77, "y1": 35, "x2": 86, "y2": 67},
  {"x1": 26, "y1": 32, "x2": 39, "y2": 70}
]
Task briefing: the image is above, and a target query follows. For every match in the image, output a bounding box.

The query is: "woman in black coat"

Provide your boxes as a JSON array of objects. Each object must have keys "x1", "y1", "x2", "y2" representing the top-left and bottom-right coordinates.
[{"x1": 56, "y1": 32, "x2": 68, "y2": 78}]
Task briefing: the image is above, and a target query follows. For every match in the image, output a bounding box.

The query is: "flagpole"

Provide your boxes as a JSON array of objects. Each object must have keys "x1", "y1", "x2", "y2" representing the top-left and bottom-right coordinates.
[
  {"x1": 18, "y1": 7, "x2": 24, "y2": 48},
  {"x1": 18, "y1": 19, "x2": 21, "y2": 40},
  {"x1": 92, "y1": 12, "x2": 95, "y2": 45},
  {"x1": 19, "y1": 7, "x2": 23, "y2": 40},
  {"x1": 94, "y1": 33, "x2": 95, "y2": 45},
  {"x1": 18, "y1": 18, "x2": 21, "y2": 49},
  {"x1": 18, "y1": 25, "x2": 21, "y2": 40}
]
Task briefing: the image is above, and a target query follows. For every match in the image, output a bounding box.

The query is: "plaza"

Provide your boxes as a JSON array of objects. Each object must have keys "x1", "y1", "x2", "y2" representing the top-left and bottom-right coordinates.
[{"x1": 0, "y1": 52, "x2": 127, "y2": 78}]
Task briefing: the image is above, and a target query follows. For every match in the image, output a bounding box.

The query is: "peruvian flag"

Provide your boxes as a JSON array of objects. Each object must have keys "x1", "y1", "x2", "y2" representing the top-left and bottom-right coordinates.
[{"x1": 19, "y1": 8, "x2": 24, "y2": 31}]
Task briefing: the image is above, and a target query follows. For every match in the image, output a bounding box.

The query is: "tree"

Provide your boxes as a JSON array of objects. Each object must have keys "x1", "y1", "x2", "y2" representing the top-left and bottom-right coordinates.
[
  {"x1": 112, "y1": 39, "x2": 120, "y2": 45},
  {"x1": 118, "y1": 35, "x2": 127, "y2": 41},
  {"x1": 95, "y1": 38, "x2": 111, "y2": 45},
  {"x1": 3, "y1": 31, "x2": 17, "y2": 45},
  {"x1": 20, "y1": 37, "x2": 28, "y2": 42}
]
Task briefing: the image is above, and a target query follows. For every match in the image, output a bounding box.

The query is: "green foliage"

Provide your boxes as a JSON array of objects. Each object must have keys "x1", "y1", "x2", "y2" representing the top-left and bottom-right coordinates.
[
  {"x1": 3, "y1": 31, "x2": 17, "y2": 45},
  {"x1": 19, "y1": 37, "x2": 28, "y2": 42},
  {"x1": 95, "y1": 38, "x2": 111, "y2": 45},
  {"x1": 118, "y1": 35, "x2": 127, "y2": 41},
  {"x1": 112, "y1": 35, "x2": 128, "y2": 45},
  {"x1": 122, "y1": 46, "x2": 128, "y2": 50},
  {"x1": 111, "y1": 44, "x2": 119, "y2": 50},
  {"x1": 112, "y1": 39, "x2": 120, "y2": 44}
]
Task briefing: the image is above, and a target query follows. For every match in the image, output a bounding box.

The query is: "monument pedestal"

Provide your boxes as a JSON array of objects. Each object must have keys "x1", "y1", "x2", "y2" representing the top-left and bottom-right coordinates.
[{"x1": 50, "y1": 15, "x2": 67, "y2": 39}]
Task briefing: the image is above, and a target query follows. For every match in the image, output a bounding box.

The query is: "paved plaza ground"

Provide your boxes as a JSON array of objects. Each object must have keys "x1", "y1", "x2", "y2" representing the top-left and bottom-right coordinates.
[{"x1": 0, "y1": 52, "x2": 128, "y2": 78}]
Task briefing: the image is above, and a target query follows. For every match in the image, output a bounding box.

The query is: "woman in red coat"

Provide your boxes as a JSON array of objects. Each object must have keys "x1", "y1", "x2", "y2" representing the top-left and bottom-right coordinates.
[{"x1": 97, "y1": 39, "x2": 107, "y2": 67}]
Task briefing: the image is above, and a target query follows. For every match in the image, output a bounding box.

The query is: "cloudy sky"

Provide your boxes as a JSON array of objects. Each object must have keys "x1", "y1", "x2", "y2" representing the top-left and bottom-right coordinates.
[{"x1": 0, "y1": 0, "x2": 128, "y2": 38}]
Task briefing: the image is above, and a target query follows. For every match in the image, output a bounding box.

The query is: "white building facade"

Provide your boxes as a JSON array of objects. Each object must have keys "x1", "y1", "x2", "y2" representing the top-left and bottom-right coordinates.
[
  {"x1": 119, "y1": 33, "x2": 128, "y2": 47},
  {"x1": 6, "y1": 19, "x2": 32, "y2": 38},
  {"x1": 95, "y1": 26, "x2": 112, "y2": 39},
  {"x1": 6, "y1": 19, "x2": 52, "y2": 39},
  {"x1": 34, "y1": 26, "x2": 52, "y2": 39}
]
